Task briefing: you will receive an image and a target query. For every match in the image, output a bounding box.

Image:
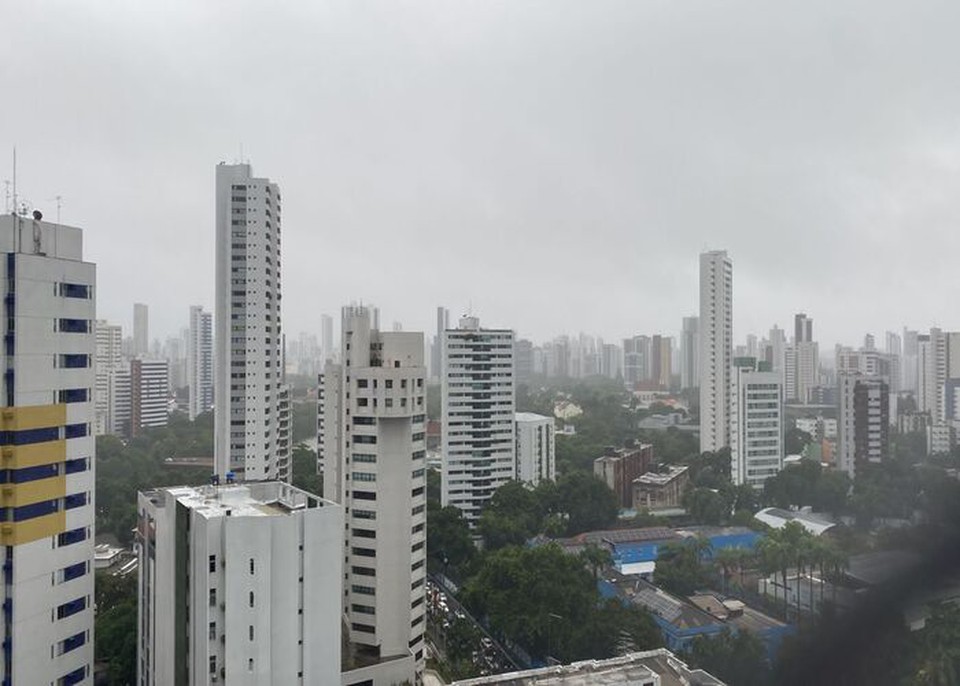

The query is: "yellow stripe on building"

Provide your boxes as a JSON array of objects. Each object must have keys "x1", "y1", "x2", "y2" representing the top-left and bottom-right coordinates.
[
  {"x1": 0, "y1": 404, "x2": 66, "y2": 431},
  {"x1": 0, "y1": 511, "x2": 66, "y2": 546},
  {"x1": 0, "y1": 440, "x2": 66, "y2": 469},
  {"x1": 0, "y1": 476, "x2": 65, "y2": 507}
]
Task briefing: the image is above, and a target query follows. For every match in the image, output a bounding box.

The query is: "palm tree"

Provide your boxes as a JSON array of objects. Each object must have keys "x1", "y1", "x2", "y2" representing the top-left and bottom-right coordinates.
[
  {"x1": 714, "y1": 547, "x2": 741, "y2": 595},
  {"x1": 757, "y1": 535, "x2": 788, "y2": 619},
  {"x1": 579, "y1": 543, "x2": 613, "y2": 583}
]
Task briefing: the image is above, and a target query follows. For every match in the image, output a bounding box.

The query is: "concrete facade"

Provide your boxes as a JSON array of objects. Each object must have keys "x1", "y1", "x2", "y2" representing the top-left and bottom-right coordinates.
[
  {"x1": 320, "y1": 305, "x2": 426, "y2": 681},
  {"x1": 188, "y1": 305, "x2": 213, "y2": 420},
  {"x1": 699, "y1": 251, "x2": 733, "y2": 453},
  {"x1": 441, "y1": 317, "x2": 515, "y2": 527},
  {"x1": 214, "y1": 163, "x2": 290, "y2": 482},
  {"x1": 0, "y1": 214, "x2": 96, "y2": 685},
  {"x1": 730, "y1": 358, "x2": 783, "y2": 488},
  {"x1": 136, "y1": 482, "x2": 342, "y2": 686},
  {"x1": 514, "y1": 412, "x2": 555, "y2": 486}
]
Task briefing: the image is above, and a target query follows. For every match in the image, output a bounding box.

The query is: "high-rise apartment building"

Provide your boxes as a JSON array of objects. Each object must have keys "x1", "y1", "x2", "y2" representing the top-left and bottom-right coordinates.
[
  {"x1": 514, "y1": 413, "x2": 555, "y2": 486},
  {"x1": 623, "y1": 335, "x2": 650, "y2": 389},
  {"x1": 214, "y1": 163, "x2": 290, "y2": 482},
  {"x1": 699, "y1": 250, "x2": 733, "y2": 453},
  {"x1": 94, "y1": 320, "x2": 122, "y2": 435},
  {"x1": 0, "y1": 213, "x2": 96, "y2": 685},
  {"x1": 320, "y1": 313, "x2": 334, "y2": 363},
  {"x1": 680, "y1": 316, "x2": 699, "y2": 390},
  {"x1": 441, "y1": 316, "x2": 515, "y2": 527},
  {"x1": 917, "y1": 330, "x2": 948, "y2": 422},
  {"x1": 131, "y1": 358, "x2": 169, "y2": 436},
  {"x1": 431, "y1": 307, "x2": 449, "y2": 381},
  {"x1": 319, "y1": 306, "x2": 426, "y2": 680},
  {"x1": 902, "y1": 328, "x2": 920, "y2": 394},
  {"x1": 650, "y1": 335, "x2": 672, "y2": 390},
  {"x1": 188, "y1": 306, "x2": 214, "y2": 420},
  {"x1": 601, "y1": 342, "x2": 622, "y2": 380},
  {"x1": 136, "y1": 482, "x2": 343, "y2": 685},
  {"x1": 514, "y1": 338, "x2": 534, "y2": 386},
  {"x1": 730, "y1": 358, "x2": 783, "y2": 488},
  {"x1": 133, "y1": 302, "x2": 149, "y2": 357},
  {"x1": 837, "y1": 373, "x2": 889, "y2": 479}
]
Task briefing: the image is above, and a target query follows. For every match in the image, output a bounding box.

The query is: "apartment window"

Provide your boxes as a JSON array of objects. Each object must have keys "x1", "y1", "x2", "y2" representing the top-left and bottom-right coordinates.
[
  {"x1": 249, "y1": 625, "x2": 254, "y2": 641},
  {"x1": 351, "y1": 566, "x2": 375, "y2": 576},
  {"x1": 249, "y1": 558, "x2": 255, "y2": 575},
  {"x1": 209, "y1": 622, "x2": 217, "y2": 640},
  {"x1": 249, "y1": 591, "x2": 254, "y2": 608},
  {"x1": 385, "y1": 380, "x2": 393, "y2": 389},
  {"x1": 209, "y1": 588, "x2": 217, "y2": 607},
  {"x1": 210, "y1": 656, "x2": 217, "y2": 674},
  {"x1": 209, "y1": 555, "x2": 216, "y2": 573}
]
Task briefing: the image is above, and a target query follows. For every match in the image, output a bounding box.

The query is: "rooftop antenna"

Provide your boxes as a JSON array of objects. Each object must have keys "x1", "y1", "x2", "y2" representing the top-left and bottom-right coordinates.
[{"x1": 11, "y1": 148, "x2": 17, "y2": 216}]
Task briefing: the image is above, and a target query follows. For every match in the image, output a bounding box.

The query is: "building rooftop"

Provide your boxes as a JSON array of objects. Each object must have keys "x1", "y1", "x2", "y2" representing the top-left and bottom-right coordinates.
[
  {"x1": 844, "y1": 550, "x2": 922, "y2": 588},
  {"x1": 450, "y1": 648, "x2": 725, "y2": 686},
  {"x1": 144, "y1": 482, "x2": 333, "y2": 519},
  {"x1": 515, "y1": 412, "x2": 553, "y2": 423},
  {"x1": 688, "y1": 593, "x2": 787, "y2": 633},
  {"x1": 634, "y1": 465, "x2": 689, "y2": 486},
  {"x1": 754, "y1": 507, "x2": 837, "y2": 536}
]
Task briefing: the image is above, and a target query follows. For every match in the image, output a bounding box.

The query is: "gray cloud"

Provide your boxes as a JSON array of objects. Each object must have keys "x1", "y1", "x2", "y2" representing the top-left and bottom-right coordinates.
[{"x1": 3, "y1": 0, "x2": 960, "y2": 347}]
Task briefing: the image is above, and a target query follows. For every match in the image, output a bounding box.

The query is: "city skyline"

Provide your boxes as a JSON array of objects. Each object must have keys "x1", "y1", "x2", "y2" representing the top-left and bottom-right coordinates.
[{"x1": 6, "y1": 1, "x2": 960, "y2": 347}]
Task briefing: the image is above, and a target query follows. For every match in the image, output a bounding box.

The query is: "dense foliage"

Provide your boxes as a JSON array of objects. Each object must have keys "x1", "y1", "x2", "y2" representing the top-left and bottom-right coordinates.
[
  {"x1": 477, "y1": 473, "x2": 618, "y2": 550},
  {"x1": 686, "y1": 629, "x2": 771, "y2": 686},
  {"x1": 96, "y1": 413, "x2": 213, "y2": 545},
  {"x1": 95, "y1": 572, "x2": 138, "y2": 684},
  {"x1": 462, "y1": 543, "x2": 662, "y2": 662}
]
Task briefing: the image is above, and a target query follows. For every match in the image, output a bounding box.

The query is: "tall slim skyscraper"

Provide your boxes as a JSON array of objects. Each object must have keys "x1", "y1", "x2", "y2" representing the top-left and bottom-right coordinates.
[
  {"x1": 319, "y1": 306, "x2": 426, "y2": 680},
  {"x1": 794, "y1": 313, "x2": 813, "y2": 344},
  {"x1": 515, "y1": 413, "x2": 556, "y2": 485},
  {"x1": 188, "y1": 305, "x2": 213, "y2": 420},
  {"x1": 789, "y1": 313, "x2": 818, "y2": 404},
  {"x1": 136, "y1": 482, "x2": 343, "y2": 685},
  {"x1": 441, "y1": 316, "x2": 515, "y2": 526},
  {"x1": 94, "y1": 320, "x2": 122, "y2": 435},
  {"x1": 0, "y1": 214, "x2": 96, "y2": 684},
  {"x1": 623, "y1": 335, "x2": 651, "y2": 388},
  {"x1": 320, "y1": 313, "x2": 334, "y2": 362},
  {"x1": 699, "y1": 250, "x2": 733, "y2": 453},
  {"x1": 133, "y1": 302, "x2": 149, "y2": 357},
  {"x1": 680, "y1": 316, "x2": 699, "y2": 390},
  {"x1": 214, "y1": 163, "x2": 290, "y2": 482},
  {"x1": 432, "y1": 306, "x2": 450, "y2": 380},
  {"x1": 730, "y1": 357, "x2": 783, "y2": 487}
]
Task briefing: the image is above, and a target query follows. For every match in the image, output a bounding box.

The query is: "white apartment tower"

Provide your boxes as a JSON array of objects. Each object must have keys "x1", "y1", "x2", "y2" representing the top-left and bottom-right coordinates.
[
  {"x1": 441, "y1": 316, "x2": 515, "y2": 526},
  {"x1": 94, "y1": 320, "x2": 122, "y2": 435},
  {"x1": 680, "y1": 316, "x2": 699, "y2": 390},
  {"x1": 188, "y1": 306, "x2": 214, "y2": 420},
  {"x1": 319, "y1": 305, "x2": 426, "y2": 681},
  {"x1": 730, "y1": 358, "x2": 783, "y2": 487},
  {"x1": 136, "y1": 482, "x2": 343, "y2": 685},
  {"x1": 131, "y1": 359, "x2": 170, "y2": 435},
  {"x1": 0, "y1": 213, "x2": 96, "y2": 685},
  {"x1": 699, "y1": 251, "x2": 733, "y2": 453},
  {"x1": 214, "y1": 163, "x2": 290, "y2": 482},
  {"x1": 514, "y1": 412, "x2": 555, "y2": 486}
]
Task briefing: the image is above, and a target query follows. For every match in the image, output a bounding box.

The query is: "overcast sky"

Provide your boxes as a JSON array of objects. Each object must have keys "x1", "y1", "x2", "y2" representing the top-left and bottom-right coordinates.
[{"x1": 4, "y1": 0, "x2": 960, "y2": 349}]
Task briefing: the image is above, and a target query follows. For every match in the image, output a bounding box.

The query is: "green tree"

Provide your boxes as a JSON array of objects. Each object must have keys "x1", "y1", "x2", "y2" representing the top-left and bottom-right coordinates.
[
  {"x1": 290, "y1": 443, "x2": 322, "y2": 494},
  {"x1": 95, "y1": 572, "x2": 138, "y2": 684},
  {"x1": 687, "y1": 629, "x2": 771, "y2": 686},
  {"x1": 654, "y1": 540, "x2": 707, "y2": 596},
  {"x1": 428, "y1": 506, "x2": 475, "y2": 576},
  {"x1": 684, "y1": 487, "x2": 730, "y2": 526},
  {"x1": 478, "y1": 481, "x2": 543, "y2": 550},
  {"x1": 556, "y1": 471, "x2": 618, "y2": 535},
  {"x1": 785, "y1": 427, "x2": 813, "y2": 456}
]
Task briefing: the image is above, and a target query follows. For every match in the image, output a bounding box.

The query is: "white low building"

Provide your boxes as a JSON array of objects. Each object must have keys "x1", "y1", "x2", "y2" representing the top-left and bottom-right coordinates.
[
  {"x1": 514, "y1": 412, "x2": 555, "y2": 486},
  {"x1": 136, "y1": 482, "x2": 343, "y2": 685}
]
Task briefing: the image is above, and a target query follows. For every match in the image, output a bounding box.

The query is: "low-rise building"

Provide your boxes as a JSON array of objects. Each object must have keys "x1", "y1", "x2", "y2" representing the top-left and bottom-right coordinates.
[
  {"x1": 594, "y1": 443, "x2": 654, "y2": 509},
  {"x1": 633, "y1": 465, "x2": 690, "y2": 511},
  {"x1": 754, "y1": 507, "x2": 837, "y2": 536}
]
